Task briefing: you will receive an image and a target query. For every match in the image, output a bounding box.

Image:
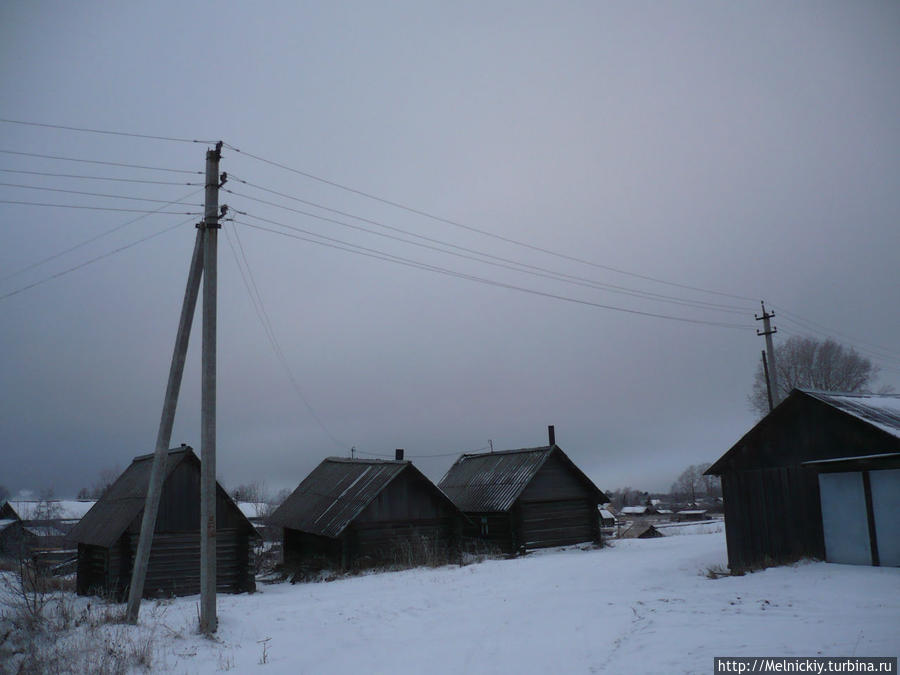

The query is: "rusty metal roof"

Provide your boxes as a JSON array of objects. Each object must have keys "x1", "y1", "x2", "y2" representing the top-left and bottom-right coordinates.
[
  {"x1": 437, "y1": 446, "x2": 555, "y2": 512},
  {"x1": 268, "y1": 458, "x2": 410, "y2": 538}
]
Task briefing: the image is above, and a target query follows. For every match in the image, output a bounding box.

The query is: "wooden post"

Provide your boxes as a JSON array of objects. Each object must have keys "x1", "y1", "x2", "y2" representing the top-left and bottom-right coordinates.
[{"x1": 125, "y1": 228, "x2": 205, "y2": 624}]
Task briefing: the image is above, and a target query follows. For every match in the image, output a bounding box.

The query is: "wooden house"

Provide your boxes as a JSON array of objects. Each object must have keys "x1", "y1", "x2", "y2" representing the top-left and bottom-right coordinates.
[
  {"x1": 706, "y1": 390, "x2": 900, "y2": 571},
  {"x1": 269, "y1": 453, "x2": 465, "y2": 571},
  {"x1": 0, "y1": 518, "x2": 36, "y2": 558},
  {"x1": 619, "y1": 522, "x2": 663, "y2": 539},
  {"x1": 68, "y1": 445, "x2": 258, "y2": 598},
  {"x1": 438, "y1": 427, "x2": 607, "y2": 553}
]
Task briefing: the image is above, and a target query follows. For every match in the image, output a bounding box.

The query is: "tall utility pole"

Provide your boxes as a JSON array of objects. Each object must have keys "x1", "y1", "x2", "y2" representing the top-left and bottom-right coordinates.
[
  {"x1": 200, "y1": 141, "x2": 223, "y2": 634},
  {"x1": 755, "y1": 301, "x2": 779, "y2": 407},
  {"x1": 125, "y1": 142, "x2": 224, "y2": 630}
]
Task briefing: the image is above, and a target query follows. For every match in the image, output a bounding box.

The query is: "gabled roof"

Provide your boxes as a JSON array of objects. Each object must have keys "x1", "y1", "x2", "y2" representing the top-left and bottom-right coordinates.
[
  {"x1": 3, "y1": 500, "x2": 96, "y2": 522},
  {"x1": 801, "y1": 390, "x2": 900, "y2": 438},
  {"x1": 707, "y1": 389, "x2": 900, "y2": 475},
  {"x1": 438, "y1": 445, "x2": 606, "y2": 513},
  {"x1": 68, "y1": 446, "x2": 253, "y2": 548},
  {"x1": 269, "y1": 458, "x2": 453, "y2": 538}
]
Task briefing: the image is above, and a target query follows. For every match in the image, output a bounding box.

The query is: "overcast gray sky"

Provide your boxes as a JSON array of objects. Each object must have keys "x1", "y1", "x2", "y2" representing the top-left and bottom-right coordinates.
[{"x1": 1, "y1": 1, "x2": 898, "y2": 499}]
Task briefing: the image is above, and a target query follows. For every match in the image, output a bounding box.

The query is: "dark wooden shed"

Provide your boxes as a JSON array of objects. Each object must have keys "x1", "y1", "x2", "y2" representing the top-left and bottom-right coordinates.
[
  {"x1": 269, "y1": 456, "x2": 465, "y2": 571},
  {"x1": 438, "y1": 431, "x2": 607, "y2": 553},
  {"x1": 706, "y1": 389, "x2": 900, "y2": 571},
  {"x1": 68, "y1": 445, "x2": 257, "y2": 598}
]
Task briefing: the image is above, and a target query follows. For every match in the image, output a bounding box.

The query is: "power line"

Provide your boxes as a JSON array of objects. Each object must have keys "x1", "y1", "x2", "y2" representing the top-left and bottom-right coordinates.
[
  {"x1": 0, "y1": 149, "x2": 200, "y2": 174},
  {"x1": 1, "y1": 188, "x2": 204, "y2": 283},
  {"x1": 0, "y1": 118, "x2": 215, "y2": 144},
  {"x1": 776, "y1": 326, "x2": 900, "y2": 377},
  {"x1": 222, "y1": 141, "x2": 758, "y2": 303},
  {"x1": 233, "y1": 213, "x2": 754, "y2": 330},
  {"x1": 355, "y1": 446, "x2": 489, "y2": 459},
  {"x1": 223, "y1": 225, "x2": 348, "y2": 451},
  {"x1": 0, "y1": 199, "x2": 200, "y2": 214},
  {"x1": 0, "y1": 168, "x2": 195, "y2": 186},
  {"x1": 0, "y1": 199, "x2": 201, "y2": 215},
  {"x1": 772, "y1": 306, "x2": 900, "y2": 363},
  {"x1": 226, "y1": 179, "x2": 752, "y2": 315},
  {"x1": 0, "y1": 216, "x2": 194, "y2": 301},
  {"x1": 0, "y1": 181, "x2": 203, "y2": 205}
]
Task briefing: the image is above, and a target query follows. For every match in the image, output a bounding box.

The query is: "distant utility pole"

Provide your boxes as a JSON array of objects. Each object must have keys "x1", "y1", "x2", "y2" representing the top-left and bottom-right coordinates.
[
  {"x1": 125, "y1": 142, "x2": 225, "y2": 633},
  {"x1": 200, "y1": 141, "x2": 223, "y2": 634},
  {"x1": 755, "y1": 301, "x2": 779, "y2": 408}
]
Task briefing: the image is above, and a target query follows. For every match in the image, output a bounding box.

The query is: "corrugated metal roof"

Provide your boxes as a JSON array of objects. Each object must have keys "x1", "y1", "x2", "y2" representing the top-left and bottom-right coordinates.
[
  {"x1": 802, "y1": 390, "x2": 900, "y2": 438},
  {"x1": 66, "y1": 446, "x2": 260, "y2": 549},
  {"x1": 268, "y1": 458, "x2": 409, "y2": 538},
  {"x1": 437, "y1": 446, "x2": 554, "y2": 512}
]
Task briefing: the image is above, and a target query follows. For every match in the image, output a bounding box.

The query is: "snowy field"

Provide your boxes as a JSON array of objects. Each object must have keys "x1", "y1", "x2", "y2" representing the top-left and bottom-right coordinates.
[{"x1": 5, "y1": 531, "x2": 899, "y2": 674}]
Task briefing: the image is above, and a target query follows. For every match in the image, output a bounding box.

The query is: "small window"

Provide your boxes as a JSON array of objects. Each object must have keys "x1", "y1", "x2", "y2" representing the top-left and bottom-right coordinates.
[{"x1": 480, "y1": 516, "x2": 489, "y2": 536}]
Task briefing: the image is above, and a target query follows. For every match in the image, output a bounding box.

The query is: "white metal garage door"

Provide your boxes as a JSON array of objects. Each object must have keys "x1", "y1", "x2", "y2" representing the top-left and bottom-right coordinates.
[
  {"x1": 819, "y1": 472, "x2": 871, "y2": 565},
  {"x1": 869, "y1": 469, "x2": 900, "y2": 567},
  {"x1": 819, "y1": 469, "x2": 900, "y2": 567}
]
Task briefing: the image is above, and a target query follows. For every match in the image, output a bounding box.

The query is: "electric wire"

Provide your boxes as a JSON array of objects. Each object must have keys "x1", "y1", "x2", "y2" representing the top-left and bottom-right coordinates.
[
  {"x1": 0, "y1": 181, "x2": 203, "y2": 206},
  {"x1": 222, "y1": 141, "x2": 758, "y2": 303},
  {"x1": 223, "y1": 225, "x2": 348, "y2": 451},
  {"x1": 226, "y1": 179, "x2": 752, "y2": 315},
  {"x1": 0, "y1": 168, "x2": 196, "y2": 186},
  {"x1": 355, "y1": 446, "x2": 490, "y2": 460},
  {"x1": 0, "y1": 149, "x2": 200, "y2": 174},
  {"x1": 0, "y1": 216, "x2": 195, "y2": 301},
  {"x1": 1, "y1": 187, "x2": 205, "y2": 283},
  {"x1": 0, "y1": 118, "x2": 215, "y2": 144},
  {"x1": 772, "y1": 306, "x2": 900, "y2": 363},
  {"x1": 0, "y1": 200, "x2": 200, "y2": 214},
  {"x1": 775, "y1": 326, "x2": 900, "y2": 377},
  {"x1": 232, "y1": 212, "x2": 754, "y2": 330}
]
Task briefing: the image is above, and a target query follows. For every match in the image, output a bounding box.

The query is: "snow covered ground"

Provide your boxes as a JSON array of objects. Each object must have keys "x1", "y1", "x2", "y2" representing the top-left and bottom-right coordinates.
[{"x1": 6, "y1": 531, "x2": 899, "y2": 673}]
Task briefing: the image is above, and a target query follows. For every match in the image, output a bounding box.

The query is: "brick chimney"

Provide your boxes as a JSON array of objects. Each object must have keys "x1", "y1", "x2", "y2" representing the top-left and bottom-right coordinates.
[
  {"x1": 395, "y1": 448, "x2": 404, "y2": 461},
  {"x1": 548, "y1": 425, "x2": 555, "y2": 446}
]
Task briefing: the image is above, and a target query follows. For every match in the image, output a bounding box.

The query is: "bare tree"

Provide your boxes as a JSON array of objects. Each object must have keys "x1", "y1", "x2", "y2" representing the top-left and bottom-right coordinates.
[
  {"x1": 671, "y1": 463, "x2": 719, "y2": 505},
  {"x1": 750, "y1": 335, "x2": 889, "y2": 416},
  {"x1": 0, "y1": 484, "x2": 9, "y2": 503},
  {"x1": 76, "y1": 466, "x2": 121, "y2": 500}
]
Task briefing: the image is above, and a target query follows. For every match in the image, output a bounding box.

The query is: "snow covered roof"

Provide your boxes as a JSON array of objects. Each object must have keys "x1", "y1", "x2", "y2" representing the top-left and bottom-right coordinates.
[
  {"x1": 801, "y1": 391, "x2": 900, "y2": 438},
  {"x1": 620, "y1": 506, "x2": 648, "y2": 515},
  {"x1": 0, "y1": 519, "x2": 18, "y2": 533},
  {"x1": 707, "y1": 389, "x2": 900, "y2": 475},
  {"x1": 3, "y1": 499, "x2": 96, "y2": 521},
  {"x1": 236, "y1": 501, "x2": 270, "y2": 520},
  {"x1": 599, "y1": 509, "x2": 616, "y2": 521},
  {"x1": 438, "y1": 445, "x2": 605, "y2": 513},
  {"x1": 677, "y1": 510, "x2": 707, "y2": 515}
]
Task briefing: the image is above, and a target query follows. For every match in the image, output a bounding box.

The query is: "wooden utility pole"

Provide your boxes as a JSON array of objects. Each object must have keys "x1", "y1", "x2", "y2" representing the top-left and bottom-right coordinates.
[
  {"x1": 755, "y1": 301, "x2": 779, "y2": 407},
  {"x1": 125, "y1": 229, "x2": 205, "y2": 624},
  {"x1": 761, "y1": 350, "x2": 774, "y2": 413},
  {"x1": 125, "y1": 142, "x2": 224, "y2": 631},
  {"x1": 200, "y1": 141, "x2": 223, "y2": 634}
]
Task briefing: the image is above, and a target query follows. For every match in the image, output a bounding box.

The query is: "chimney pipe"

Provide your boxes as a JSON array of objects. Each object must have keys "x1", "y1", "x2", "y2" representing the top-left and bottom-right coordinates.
[
  {"x1": 548, "y1": 425, "x2": 555, "y2": 446},
  {"x1": 395, "y1": 448, "x2": 404, "y2": 461}
]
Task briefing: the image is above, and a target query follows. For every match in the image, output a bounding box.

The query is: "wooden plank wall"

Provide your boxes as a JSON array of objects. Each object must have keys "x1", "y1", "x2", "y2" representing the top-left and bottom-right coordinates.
[{"x1": 722, "y1": 466, "x2": 823, "y2": 571}]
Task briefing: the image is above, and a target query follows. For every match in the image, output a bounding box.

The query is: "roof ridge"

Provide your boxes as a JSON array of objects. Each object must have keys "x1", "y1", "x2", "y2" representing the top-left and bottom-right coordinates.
[{"x1": 460, "y1": 445, "x2": 552, "y2": 458}]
